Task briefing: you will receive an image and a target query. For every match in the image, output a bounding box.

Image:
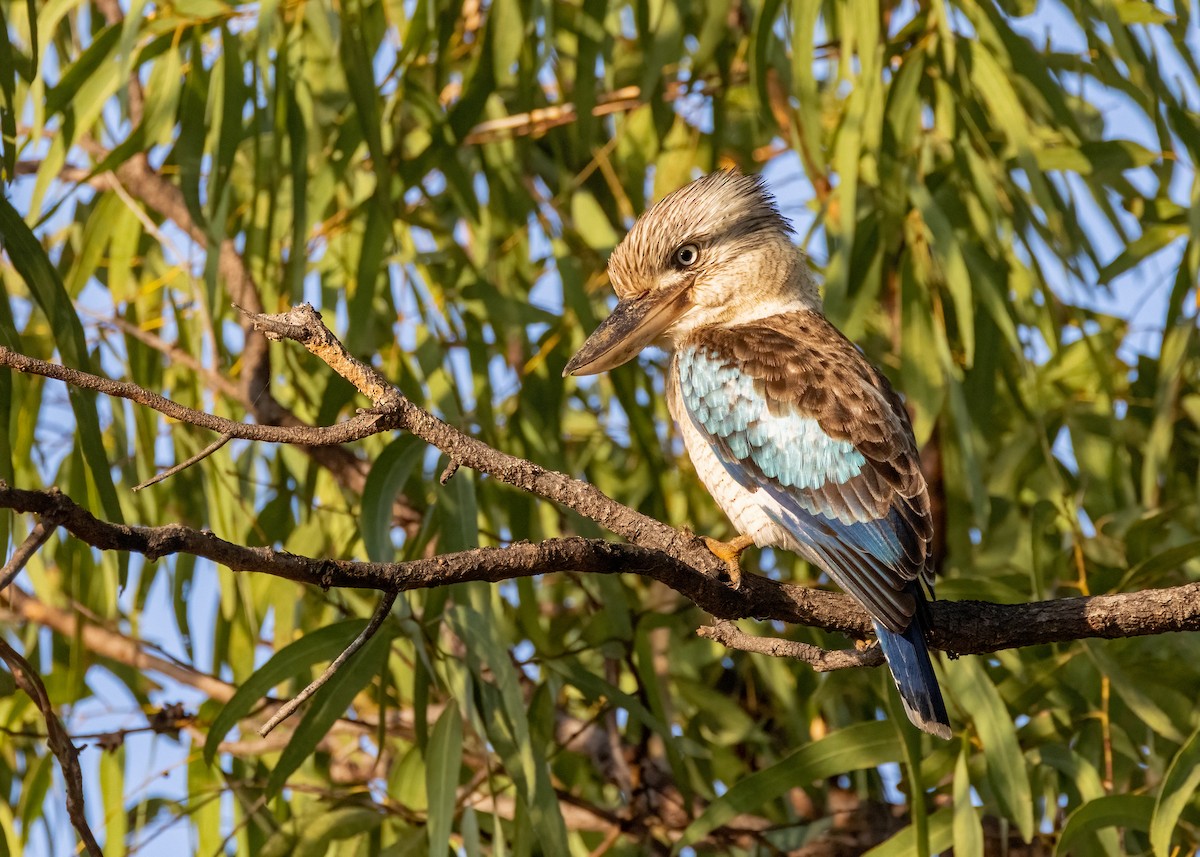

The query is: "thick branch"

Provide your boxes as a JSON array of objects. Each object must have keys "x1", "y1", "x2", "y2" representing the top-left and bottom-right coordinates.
[
  {"x1": 5, "y1": 483, "x2": 1200, "y2": 656},
  {"x1": 244, "y1": 306, "x2": 742, "y2": 597}
]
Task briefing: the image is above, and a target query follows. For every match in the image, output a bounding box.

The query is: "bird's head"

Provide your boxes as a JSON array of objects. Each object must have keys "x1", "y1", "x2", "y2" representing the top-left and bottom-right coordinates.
[{"x1": 564, "y1": 170, "x2": 819, "y2": 377}]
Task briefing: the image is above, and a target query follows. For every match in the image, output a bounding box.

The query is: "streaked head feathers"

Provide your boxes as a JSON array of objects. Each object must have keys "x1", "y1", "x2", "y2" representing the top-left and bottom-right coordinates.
[
  {"x1": 606, "y1": 171, "x2": 792, "y2": 300},
  {"x1": 564, "y1": 170, "x2": 817, "y2": 377}
]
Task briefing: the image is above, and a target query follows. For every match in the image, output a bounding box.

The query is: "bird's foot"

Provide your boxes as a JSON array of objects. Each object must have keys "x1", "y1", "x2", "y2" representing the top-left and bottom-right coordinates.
[{"x1": 702, "y1": 534, "x2": 755, "y2": 589}]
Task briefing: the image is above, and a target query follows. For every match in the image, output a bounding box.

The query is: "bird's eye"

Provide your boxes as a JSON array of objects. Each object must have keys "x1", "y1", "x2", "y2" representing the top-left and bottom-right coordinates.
[{"x1": 672, "y1": 243, "x2": 700, "y2": 268}]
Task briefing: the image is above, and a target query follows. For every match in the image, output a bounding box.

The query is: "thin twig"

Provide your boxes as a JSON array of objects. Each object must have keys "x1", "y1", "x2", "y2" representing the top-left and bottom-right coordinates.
[
  {"x1": 133, "y1": 435, "x2": 232, "y2": 491},
  {"x1": 0, "y1": 345, "x2": 393, "y2": 446},
  {"x1": 0, "y1": 522, "x2": 53, "y2": 593},
  {"x1": 89, "y1": 313, "x2": 421, "y2": 529},
  {"x1": 259, "y1": 591, "x2": 399, "y2": 736},
  {"x1": 697, "y1": 620, "x2": 885, "y2": 672},
  {"x1": 0, "y1": 638, "x2": 104, "y2": 856}
]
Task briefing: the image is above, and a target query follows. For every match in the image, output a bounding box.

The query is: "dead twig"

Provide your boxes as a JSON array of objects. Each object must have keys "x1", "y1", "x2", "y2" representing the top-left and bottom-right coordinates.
[
  {"x1": 697, "y1": 619, "x2": 885, "y2": 671},
  {"x1": 0, "y1": 638, "x2": 104, "y2": 856},
  {"x1": 0, "y1": 522, "x2": 53, "y2": 592},
  {"x1": 0, "y1": 345, "x2": 394, "y2": 446},
  {"x1": 259, "y1": 591, "x2": 398, "y2": 736},
  {"x1": 133, "y1": 434, "x2": 233, "y2": 491}
]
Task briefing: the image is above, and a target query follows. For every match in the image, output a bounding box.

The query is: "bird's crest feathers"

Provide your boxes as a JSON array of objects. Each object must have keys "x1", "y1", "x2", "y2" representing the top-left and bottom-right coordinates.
[{"x1": 606, "y1": 170, "x2": 792, "y2": 300}]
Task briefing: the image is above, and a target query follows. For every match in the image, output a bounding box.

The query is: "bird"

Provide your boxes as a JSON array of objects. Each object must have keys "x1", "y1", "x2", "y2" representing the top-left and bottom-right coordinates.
[{"x1": 563, "y1": 170, "x2": 951, "y2": 739}]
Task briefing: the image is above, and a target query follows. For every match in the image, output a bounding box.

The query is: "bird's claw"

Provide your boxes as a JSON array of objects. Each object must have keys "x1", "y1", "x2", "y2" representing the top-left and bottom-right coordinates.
[{"x1": 702, "y1": 534, "x2": 754, "y2": 590}]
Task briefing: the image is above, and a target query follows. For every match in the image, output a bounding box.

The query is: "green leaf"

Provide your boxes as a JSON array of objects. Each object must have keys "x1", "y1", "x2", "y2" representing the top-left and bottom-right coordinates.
[
  {"x1": 1126, "y1": 538, "x2": 1200, "y2": 583},
  {"x1": 362, "y1": 435, "x2": 425, "y2": 563},
  {"x1": 293, "y1": 808, "x2": 383, "y2": 857},
  {"x1": 1113, "y1": 0, "x2": 1173, "y2": 24},
  {"x1": 1151, "y1": 723, "x2": 1200, "y2": 857},
  {"x1": 204, "y1": 619, "x2": 369, "y2": 765},
  {"x1": 1099, "y1": 223, "x2": 1185, "y2": 283},
  {"x1": 946, "y1": 657, "x2": 1033, "y2": 841},
  {"x1": 570, "y1": 189, "x2": 619, "y2": 250},
  {"x1": 0, "y1": 195, "x2": 124, "y2": 529},
  {"x1": 99, "y1": 750, "x2": 128, "y2": 857},
  {"x1": 1034, "y1": 745, "x2": 1118, "y2": 855},
  {"x1": 267, "y1": 624, "x2": 394, "y2": 795},
  {"x1": 1057, "y1": 795, "x2": 1154, "y2": 856},
  {"x1": 426, "y1": 700, "x2": 463, "y2": 856},
  {"x1": 916, "y1": 184, "x2": 975, "y2": 366},
  {"x1": 0, "y1": 3, "x2": 18, "y2": 181},
  {"x1": 44, "y1": 24, "x2": 120, "y2": 117},
  {"x1": 449, "y1": 596, "x2": 569, "y2": 855},
  {"x1": 1085, "y1": 643, "x2": 1190, "y2": 744},
  {"x1": 1036, "y1": 139, "x2": 1160, "y2": 176},
  {"x1": 952, "y1": 743, "x2": 984, "y2": 857},
  {"x1": 490, "y1": 0, "x2": 525, "y2": 89},
  {"x1": 750, "y1": 0, "x2": 783, "y2": 127},
  {"x1": 0, "y1": 283, "x2": 15, "y2": 495},
  {"x1": 678, "y1": 721, "x2": 903, "y2": 847}
]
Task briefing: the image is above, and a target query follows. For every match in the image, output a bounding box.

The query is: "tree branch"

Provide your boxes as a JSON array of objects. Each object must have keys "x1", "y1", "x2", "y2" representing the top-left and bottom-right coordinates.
[
  {"x1": 0, "y1": 345, "x2": 394, "y2": 446},
  {"x1": 0, "y1": 638, "x2": 103, "y2": 856},
  {"x1": 697, "y1": 620, "x2": 885, "y2": 671},
  {"x1": 4, "y1": 304, "x2": 1199, "y2": 658},
  {"x1": 4, "y1": 482, "x2": 1200, "y2": 656}
]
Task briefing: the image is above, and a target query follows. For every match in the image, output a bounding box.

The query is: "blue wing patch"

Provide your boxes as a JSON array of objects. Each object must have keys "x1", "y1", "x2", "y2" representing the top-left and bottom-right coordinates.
[
  {"x1": 677, "y1": 343, "x2": 921, "y2": 631},
  {"x1": 678, "y1": 347, "x2": 866, "y2": 490}
]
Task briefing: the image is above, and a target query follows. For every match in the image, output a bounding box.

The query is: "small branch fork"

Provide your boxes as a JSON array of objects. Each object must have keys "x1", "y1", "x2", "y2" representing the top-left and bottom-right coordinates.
[
  {"x1": 0, "y1": 638, "x2": 103, "y2": 857},
  {"x1": 4, "y1": 304, "x2": 1200, "y2": 682}
]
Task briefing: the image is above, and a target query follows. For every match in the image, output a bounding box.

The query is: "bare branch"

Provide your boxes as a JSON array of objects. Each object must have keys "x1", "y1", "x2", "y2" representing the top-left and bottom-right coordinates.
[
  {"x1": 0, "y1": 639, "x2": 103, "y2": 856},
  {"x1": 243, "y1": 304, "x2": 403, "y2": 408},
  {"x1": 133, "y1": 435, "x2": 232, "y2": 492},
  {"x1": 240, "y1": 305, "x2": 738, "y2": 588},
  {"x1": 0, "y1": 345, "x2": 394, "y2": 446},
  {"x1": 260, "y1": 591, "x2": 398, "y2": 736},
  {"x1": 0, "y1": 522, "x2": 52, "y2": 592},
  {"x1": 697, "y1": 620, "x2": 885, "y2": 671},
  {"x1": 4, "y1": 483, "x2": 1200, "y2": 657},
  {"x1": 64, "y1": 143, "x2": 422, "y2": 529}
]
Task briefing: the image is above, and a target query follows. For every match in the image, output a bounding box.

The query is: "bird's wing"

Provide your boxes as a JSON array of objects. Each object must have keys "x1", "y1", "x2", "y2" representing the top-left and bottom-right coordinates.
[{"x1": 676, "y1": 311, "x2": 933, "y2": 633}]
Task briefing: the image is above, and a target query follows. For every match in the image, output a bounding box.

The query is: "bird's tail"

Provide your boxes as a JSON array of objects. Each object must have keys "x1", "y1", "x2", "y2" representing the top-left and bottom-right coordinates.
[{"x1": 874, "y1": 615, "x2": 951, "y2": 740}]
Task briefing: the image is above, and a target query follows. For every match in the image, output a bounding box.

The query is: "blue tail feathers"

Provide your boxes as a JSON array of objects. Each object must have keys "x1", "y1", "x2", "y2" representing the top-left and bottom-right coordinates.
[{"x1": 874, "y1": 613, "x2": 951, "y2": 740}]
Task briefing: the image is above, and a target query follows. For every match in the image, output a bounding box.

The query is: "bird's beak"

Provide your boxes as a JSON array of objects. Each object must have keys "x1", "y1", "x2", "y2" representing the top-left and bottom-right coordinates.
[{"x1": 563, "y1": 282, "x2": 692, "y2": 376}]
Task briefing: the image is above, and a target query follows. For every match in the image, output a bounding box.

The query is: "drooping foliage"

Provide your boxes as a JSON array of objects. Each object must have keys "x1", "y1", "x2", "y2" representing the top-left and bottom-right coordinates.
[{"x1": 0, "y1": 0, "x2": 1198, "y2": 854}]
